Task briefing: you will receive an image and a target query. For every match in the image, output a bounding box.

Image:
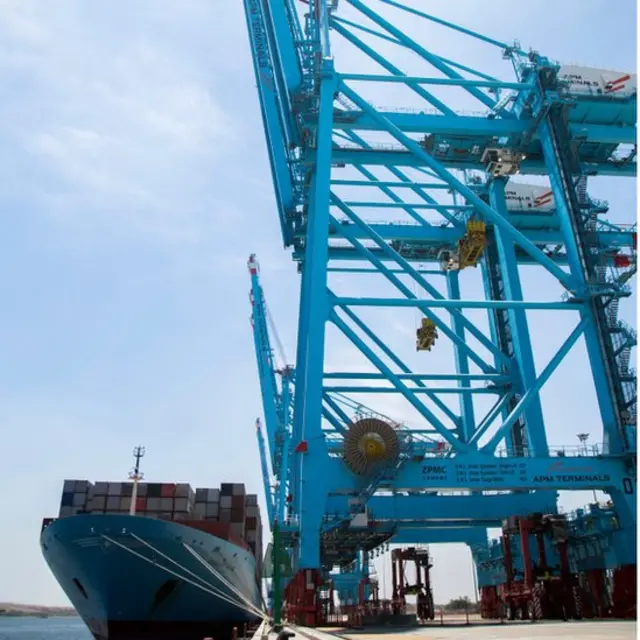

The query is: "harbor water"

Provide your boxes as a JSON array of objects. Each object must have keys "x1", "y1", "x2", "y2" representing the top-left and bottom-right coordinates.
[{"x1": 0, "y1": 617, "x2": 90, "y2": 640}]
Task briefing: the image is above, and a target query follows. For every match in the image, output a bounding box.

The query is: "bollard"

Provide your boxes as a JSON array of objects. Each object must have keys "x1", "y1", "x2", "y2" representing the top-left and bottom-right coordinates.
[{"x1": 439, "y1": 608, "x2": 444, "y2": 626}]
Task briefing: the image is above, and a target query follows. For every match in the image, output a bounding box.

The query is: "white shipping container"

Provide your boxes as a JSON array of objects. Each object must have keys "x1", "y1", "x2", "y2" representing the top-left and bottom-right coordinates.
[
  {"x1": 160, "y1": 497, "x2": 173, "y2": 511},
  {"x1": 136, "y1": 483, "x2": 148, "y2": 497},
  {"x1": 174, "y1": 498, "x2": 192, "y2": 512},
  {"x1": 63, "y1": 480, "x2": 76, "y2": 493},
  {"x1": 106, "y1": 496, "x2": 120, "y2": 510},
  {"x1": 206, "y1": 489, "x2": 220, "y2": 503},
  {"x1": 505, "y1": 182, "x2": 555, "y2": 212},
  {"x1": 558, "y1": 65, "x2": 637, "y2": 99},
  {"x1": 147, "y1": 497, "x2": 161, "y2": 511},
  {"x1": 245, "y1": 494, "x2": 258, "y2": 506},
  {"x1": 94, "y1": 482, "x2": 109, "y2": 495},
  {"x1": 194, "y1": 503, "x2": 206, "y2": 517},
  {"x1": 72, "y1": 493, "x2": 87, "y2": 508},
  {"x1": 220, "y1": 496, "x2": 232, "y2": 509},
  {"x1": 107, "y1": 483, "x2": 122, "y2": 497},
  {"x1": 205, "y1": 503, "x2": 219, "y2": 518},
  {"x1": 230, "y1": 522, "x2": 244, "y2": 538},
  {"x1": 119, "y1": 497, "x2": 131, "y2": 511},
  {"x1": 246, "y1": 506, "x2": 259, "y2": 518}
]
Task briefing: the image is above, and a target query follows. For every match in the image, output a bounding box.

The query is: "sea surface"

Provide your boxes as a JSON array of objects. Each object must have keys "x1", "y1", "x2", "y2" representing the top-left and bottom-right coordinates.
[{"x1": 0, "y1": 617, "x2": 91, "y2": 640}]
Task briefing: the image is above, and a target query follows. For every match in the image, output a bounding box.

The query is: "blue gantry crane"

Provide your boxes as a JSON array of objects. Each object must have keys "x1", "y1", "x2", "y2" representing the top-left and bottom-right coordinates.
[{"x1": 243, "y1": 0, "x2": 636, "y2": 624}]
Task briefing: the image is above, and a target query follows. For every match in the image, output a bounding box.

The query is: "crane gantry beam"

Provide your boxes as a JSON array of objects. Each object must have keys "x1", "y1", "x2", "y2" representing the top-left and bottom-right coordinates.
[{"x1": 243, "y1": 0, "x2": 637, "y2": 623}]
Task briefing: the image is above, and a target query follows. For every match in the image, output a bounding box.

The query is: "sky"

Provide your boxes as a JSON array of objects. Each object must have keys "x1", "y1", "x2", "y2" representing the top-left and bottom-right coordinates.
[{"x1": 0, "y1": 0, "x2": 637, "y2": 608}]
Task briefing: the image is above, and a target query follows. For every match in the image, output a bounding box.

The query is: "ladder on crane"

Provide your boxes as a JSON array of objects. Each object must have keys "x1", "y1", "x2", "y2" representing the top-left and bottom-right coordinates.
[{"x1": 543, "y1": 110, "x2": 637, "y2": 447}]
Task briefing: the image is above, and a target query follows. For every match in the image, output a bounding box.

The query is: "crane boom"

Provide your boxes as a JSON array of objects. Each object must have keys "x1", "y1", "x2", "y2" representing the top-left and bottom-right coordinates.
[
  {"x1": 242, "y1": 0, "x2": 299, "y2": 246},
  {"x1": 256, "y1": 419, "x2": 275, "y2": 524},
  {"x1": 248, "y1": 254, "x2": 280, "y2": 472},
  {"x1": 248, "y1": 254, "x2": 294, "y2": 524}
]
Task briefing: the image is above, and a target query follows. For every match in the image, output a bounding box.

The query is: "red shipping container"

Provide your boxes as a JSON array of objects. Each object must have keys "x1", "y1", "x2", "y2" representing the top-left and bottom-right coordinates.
[
  {"x1": 614, "y1": 254, "x2": 632, "y2": 268},
  {"x1": 231, "y1": 507, "x2": 245, "y2": 523},
  {"x1": 161, "y1": 483, "x2": 176, "y2": 498},
  {"x1": 172, "y1": 520, "x2": 251, "y2": 551},
  {"x1": 246, "y1": 516, "x2": 257, "y2": 530},
  {"x1": 231, "y1": 495, "x2": 244, "y2": 509},
  {"x1": 136, "y1": 497, "x2": 146, "y2": 511}
]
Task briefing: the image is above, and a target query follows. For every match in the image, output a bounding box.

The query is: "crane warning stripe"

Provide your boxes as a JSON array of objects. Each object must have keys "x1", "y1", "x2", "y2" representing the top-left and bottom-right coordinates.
[
  {"x1": 605, "y1": 74, "x2": 631, "y2": 93},
  {"x1": 534, "y1": 191, "x2": 554, "y2": 207}
]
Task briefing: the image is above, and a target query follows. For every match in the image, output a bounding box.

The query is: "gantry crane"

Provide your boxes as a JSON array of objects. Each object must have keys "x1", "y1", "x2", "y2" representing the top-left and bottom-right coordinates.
[{"x1": 243, "y1": 0, "x2": 637, "y2": 625}]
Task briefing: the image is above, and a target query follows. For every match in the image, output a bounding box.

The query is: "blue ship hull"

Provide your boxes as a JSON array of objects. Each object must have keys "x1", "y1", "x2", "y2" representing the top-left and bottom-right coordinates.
[{"x1": 40, "y1": 514, "x2": 263, "y2": 640}]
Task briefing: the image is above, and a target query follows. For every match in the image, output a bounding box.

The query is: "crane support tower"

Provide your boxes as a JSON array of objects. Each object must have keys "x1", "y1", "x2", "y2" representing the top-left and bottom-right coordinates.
[{"x1": 243, "y1": 0, "x2": 637, "y2": 625}]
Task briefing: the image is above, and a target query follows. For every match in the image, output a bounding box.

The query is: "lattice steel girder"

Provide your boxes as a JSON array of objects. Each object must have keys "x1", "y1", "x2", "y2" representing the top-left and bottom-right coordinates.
[
  {"x1": 392, "y1": 527, "x2": 486, "y2": 545},
  {"x1": 256, "y1": 420, "x2": 275, "y2": 524},
  {"x1": 490, "y1": 178, "x2": 548, "y2": 456},
  {"x1": 326, "y1": 492, "x2": 558, "y2": 524},
  {"x1": 331, "y1": 297, "x2": 582, "y2": 311},
  {"x1": 324, "y1": 149, "x2": 637, "y2": 177},
  {"x1": 249, "y1": 260, "x2": 281, "y2": 471},
  {"x1": 332, "y1": 111, "x2": 637, "y2": 145},
  {"x1": 327, "y1": 228, "x2": 509, "y2": 375},
  {"x1": 323, "y1": 372, "x2": 509, "y2": 381},
  {"x1": 322, "y1": 223, "x2": 636, "y2": 250},
  {"x1": 242, "y1": 0, "x2": 298, "y2": 246},
  {"x1": 303, "y1": 248, "x2": 633, "y2": 268}
]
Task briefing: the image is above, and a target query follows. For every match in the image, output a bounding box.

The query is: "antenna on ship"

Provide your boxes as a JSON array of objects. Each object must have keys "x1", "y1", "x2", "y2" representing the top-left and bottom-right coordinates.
[{"x1": 128, "y1": 446, "x2": 146, "y2": 516}]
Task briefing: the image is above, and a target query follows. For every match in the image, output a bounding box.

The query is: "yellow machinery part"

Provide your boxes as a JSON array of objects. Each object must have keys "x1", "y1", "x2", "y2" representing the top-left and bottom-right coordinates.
[
  {"x1": 343, "y1": 417, "x2": 400, "y2": 476},
  {"x1": 458, "y1": 219, "x2": 487, "y2": 268},
  {"x1": 360, "y1": 434, "x2": 386, "y2": 460},
  {"x1": 416, "y1": 317, "x2": 438, "y2": 351}
]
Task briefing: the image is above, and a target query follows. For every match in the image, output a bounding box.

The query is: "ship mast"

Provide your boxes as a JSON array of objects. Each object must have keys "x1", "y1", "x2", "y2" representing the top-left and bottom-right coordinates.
[{"x1": 128, "y1": 445, "x2": 146, "y2": 516}]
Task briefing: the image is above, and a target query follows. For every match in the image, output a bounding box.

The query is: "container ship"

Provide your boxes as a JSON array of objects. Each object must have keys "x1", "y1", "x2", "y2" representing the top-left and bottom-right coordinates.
[{"x1": 40, "y1": 468, "x2": 264, "y2": 640}]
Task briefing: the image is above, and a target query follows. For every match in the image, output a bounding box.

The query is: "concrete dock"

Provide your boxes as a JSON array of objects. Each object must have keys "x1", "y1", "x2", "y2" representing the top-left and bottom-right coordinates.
[{"x1": 260, "y1": 620, "x2": 636, "y2": 640}]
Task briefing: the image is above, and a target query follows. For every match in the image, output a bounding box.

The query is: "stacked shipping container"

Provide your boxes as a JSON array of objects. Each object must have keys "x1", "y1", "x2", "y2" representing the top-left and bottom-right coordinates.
[
  {"x1": 57, "y1": 479, "x2": 263, "y2": 564},
  {"x1": 58, "y1": 480, "x2": 94, "y2": 518}
]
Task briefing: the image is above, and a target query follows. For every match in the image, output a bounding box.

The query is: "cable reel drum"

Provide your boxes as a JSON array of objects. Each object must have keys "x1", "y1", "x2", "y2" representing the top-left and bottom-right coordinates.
[{"x1": 343, "y1": 417, "x2": 400, "y2": 476}]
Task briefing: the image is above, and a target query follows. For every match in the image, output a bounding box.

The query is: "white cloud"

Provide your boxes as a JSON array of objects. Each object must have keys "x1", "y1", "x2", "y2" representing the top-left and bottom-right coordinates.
[{"x1": 0, "y1": 1, "x2": 242, "y2": 250}]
